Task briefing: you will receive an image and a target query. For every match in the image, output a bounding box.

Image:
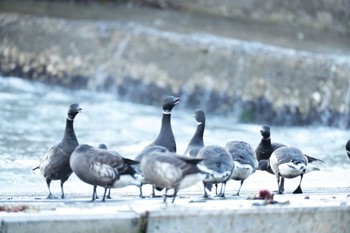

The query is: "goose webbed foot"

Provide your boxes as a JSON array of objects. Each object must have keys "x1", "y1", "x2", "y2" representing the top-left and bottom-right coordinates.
[
  {"x1": 46, "y1": 193, "x2": 58, "y2": 199},
  {"x1": 292, "y1": 185, "x2": 303, "y2": 194}
]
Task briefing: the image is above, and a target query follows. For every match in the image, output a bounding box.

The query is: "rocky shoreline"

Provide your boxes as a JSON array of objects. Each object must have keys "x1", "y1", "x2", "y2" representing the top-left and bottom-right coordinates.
[{"x1": 1, "y1": 3, "x2": 350, "y2": 127}]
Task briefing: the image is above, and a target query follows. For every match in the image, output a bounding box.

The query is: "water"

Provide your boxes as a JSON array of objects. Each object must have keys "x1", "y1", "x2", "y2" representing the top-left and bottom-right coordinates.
[{"x1": 0, "y1": 76, "x2": 349, "y2": 198}]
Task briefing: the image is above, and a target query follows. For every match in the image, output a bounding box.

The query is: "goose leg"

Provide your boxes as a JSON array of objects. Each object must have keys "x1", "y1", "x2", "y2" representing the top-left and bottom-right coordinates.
[
  {"x1": 91, "y1": 185, "x2": 97, "y2": 201},
  {"x1": 276, "y1": 173, "x2": 284, "y2": 194},
  {"x1": 139, "y1": 184, "x2": 145, "y2": 198},
  {"x1": 60, "y1": 177, "x2": 69, "y2": 199},
  {"x1": 106, "y1": 188, "x2": 112, "y2": 199},
  {"x1": 46, "y1": 179, "x2": 56, "y2": 199},
  {"x1": 234, "y1": 180, "x2": 244, "y2": 196},
  {"x1": 217, "y1": 182, "x2": 226, "y2": 197},
  {"x1": 293, "y1": 174, "x2": 304, "y2": 194},
  {"x1": 171, "y1": 188, "x2": 179, "y2": 203},
  {"x1": 102, "y1": 187, "x2": 108, "y2": 202},
  {"x1": 163, "y1": 188, "x2": 169, "y2": 203}
]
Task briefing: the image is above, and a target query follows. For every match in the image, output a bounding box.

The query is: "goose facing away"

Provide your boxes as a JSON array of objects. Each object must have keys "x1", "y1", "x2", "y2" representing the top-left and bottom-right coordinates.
[
  {"x1": 70, "y1": 144, "x2": 141, "y2": 201},
  {"x1": 197, "y1": 145, "x2": 233, "y2": 198},
  {"x1": 183, "y1": 109, "x2": 206, "y2": 157},
  {"x1": 134, "y1": 145, "x2": 169, "y2": 197},
  {"x1": 144, "y1": 96, "x2": 180, "y2": 152},
  {"x1": 33, "y1": 103, "x2": 82, "y2": 199},
  {"x1": 140, "y1": 151, "x2": 209, "y2": 203},
  {"x1": 225, "y1": 141, "x2": 258, "y2": 196},
  {"x1": 270, "y1": 146, "x2": 318, "y2": 194}
]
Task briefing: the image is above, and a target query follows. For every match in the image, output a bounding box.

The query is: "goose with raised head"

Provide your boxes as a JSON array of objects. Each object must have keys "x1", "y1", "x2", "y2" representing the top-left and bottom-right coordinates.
[{"x1": 33, "y1": 103, "x2": 82, "y2": 199}]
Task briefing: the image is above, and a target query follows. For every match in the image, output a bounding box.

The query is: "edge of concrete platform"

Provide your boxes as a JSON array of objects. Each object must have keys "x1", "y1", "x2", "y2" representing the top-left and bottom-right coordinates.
[
  {"x1": 1, "y1": 211, "x2": 142, "y2": 233},
  {"x1": 1, "y1": 203, "x2": 349, "y2": 233}
]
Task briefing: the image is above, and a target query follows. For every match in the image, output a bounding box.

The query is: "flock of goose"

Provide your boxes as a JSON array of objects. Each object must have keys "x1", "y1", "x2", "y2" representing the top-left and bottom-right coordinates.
[{"x1": 34, "y1": 96, "x2": 343, "y2": 203}]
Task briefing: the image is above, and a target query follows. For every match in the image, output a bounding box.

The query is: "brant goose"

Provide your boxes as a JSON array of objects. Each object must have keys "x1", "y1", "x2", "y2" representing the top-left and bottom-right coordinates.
[
  {"x1": 256, "y1": 124, "x2": 324, "y2": 192},
  {"x1": 140, "y1": 151, "x2": 209, "y2": 203},
  {"x1": 183, "y1": 109, "x2": 206, "y2": 157},
  {"x1": 33, "y1": 103, "x2": 81, "y2": 199},
  {"x1": 255, "y1": 124, "x2": 284, "y2": 174},
  {"x1": 70, "y1": 144, "x2": 141, "y2": 201},
  {"x1": 144, "y1": 96, "x2": 180, "y2": 152},
  {"x1": 225, "y1": 141, "x2": 258, "y2": 196},
  {"x1": 197, "y1": 145, "x2": 233, "y2": 198},
  {"x1": 134, "y1": 145, "x2": 169, "y2": 197},
  {"x1": 270, "y1": 146, "x2": 319, "y2": 194}
]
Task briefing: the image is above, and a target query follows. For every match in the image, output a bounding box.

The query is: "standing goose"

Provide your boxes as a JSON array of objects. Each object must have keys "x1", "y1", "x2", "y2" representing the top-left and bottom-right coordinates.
[
  {"x1": 255, "y1": 124, "x2": 284, "y2": 174},
  {"x1": 70, "y1": 144, "x2": 141, "y2": 201},
  {"x1": 346, "y1": 140, "x2": 350, "y2": 159},
  {"x1": 134, "y1": 145, "x2": 169, "y2": 197},
  {"x1": 140, "y1": 151, "x2": 209, "y2": 203},
  {"x1": 144, "y1": 96, "x2": 180, "y2": 152},
  {"x1": 225, "y1": 141, "x2": 258, "y2": 196},
  {"x1": 256, "y1": 124, "x2": 324, "y2": 193},
  {"x1": 183, "y1": 109, "x2": 206, "y2": 157},
  {"x1": 33, "y1": 103, "x2": 82, "y2": 199},
  {"x1": 270, "y1": 146, "x2": 318, "y2": 194},
  {"x1": 197, "y1": 145, "x2": 233, "y2": 198}
]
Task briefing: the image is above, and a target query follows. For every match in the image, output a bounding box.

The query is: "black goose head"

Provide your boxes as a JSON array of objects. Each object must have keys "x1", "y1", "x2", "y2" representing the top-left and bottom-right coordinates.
[
  {"x1": 260, "y1": 124, "x2": 271, "y2": 139},
  {"x1": 194, "y1": 109, "x2": 206, "y2": 125},
  {"x1": 162, "y1": 96, "x2": 180, "y2": 113},
  {"x1": 346, "y1": 140, "x2": 350, "y2": 159},
  {"x1": 67, "y1": 103, "x2": 82, "y2": 120}
]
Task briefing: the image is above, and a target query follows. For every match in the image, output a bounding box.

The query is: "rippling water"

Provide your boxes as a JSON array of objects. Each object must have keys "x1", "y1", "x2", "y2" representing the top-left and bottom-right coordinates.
[{"x1": 0, "y1": 76, "x2": 349, "y2": 197}]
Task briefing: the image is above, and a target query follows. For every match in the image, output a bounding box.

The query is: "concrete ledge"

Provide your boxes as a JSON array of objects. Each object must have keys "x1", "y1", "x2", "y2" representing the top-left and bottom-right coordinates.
[
  {"x1": 147, "y1": 205, "x2": 350, "y2": 233},
  {"x1": 1, "y1": 194, "x2": 349, "y2": 233},
  {"x1": 1, "y1": 209, "x2": 141, "y2": 233}
]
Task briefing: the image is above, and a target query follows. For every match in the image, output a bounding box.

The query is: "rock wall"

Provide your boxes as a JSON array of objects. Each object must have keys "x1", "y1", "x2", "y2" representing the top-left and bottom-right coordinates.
[
  {"x1": 167, "y1": 0, "x2": 350, "y2": 36},
  {"x1": 1, "y1": 12, "x2": 350, "y2": 127}
]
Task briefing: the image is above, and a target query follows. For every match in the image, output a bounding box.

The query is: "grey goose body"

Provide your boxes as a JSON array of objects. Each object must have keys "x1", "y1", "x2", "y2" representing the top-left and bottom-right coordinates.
[
  {"x1": 140, "y1": 151, "x2": 208, "y2": 203},
  {"x1": 225, "y1": 141, "x2": 258, "y2": 196},
  {"x1": 134, "y1": 145, "x2": 169, "y2": 197},
  {"x1": 33, "y1": 103, "x2": 81, "y2": 199},
  {"x1": 270, "y1": 146, "x2": 311, "y2": 194},
  {"x1": 70, "y1": 144, "x2": 140, "y2": 201},
  {"x1": 197, "y1": 145, "x2": 233, "y2": 197}
]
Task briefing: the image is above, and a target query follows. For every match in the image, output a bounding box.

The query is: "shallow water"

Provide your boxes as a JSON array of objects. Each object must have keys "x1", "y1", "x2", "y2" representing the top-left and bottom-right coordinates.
[{"x1": 0, "y1": 76, "x2": 349, "y2": 197}]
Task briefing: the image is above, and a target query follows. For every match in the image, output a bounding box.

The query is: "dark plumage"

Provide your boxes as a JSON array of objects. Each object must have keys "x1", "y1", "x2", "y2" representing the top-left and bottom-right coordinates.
[
  {"x1": 70, "y1": 144, "x2": 141, "y2": 201},
  {"x1": 270, "y1": 146, "x2": 318, "y2": 194},
  {"x1": 183, "y1": 109, "x2": 206, "y2": 157},
  {"x1": 145, "y1": 96, "x2": 180, "y2": 152},
  {"x1": 33, "y1": 103, "x2": 81, "y2": 199},
  {"x1": 197, "y1": 145, "x2": 233, "y2": 198},
  {"x1": 256, "y1": 124, "x2": 324, "y2": 175},
  {"x1": 346, "y1": 140, "x2": 350, "y2": 159},
  {"x1": 140, "y1": 151, "x2": 209, "y2": 203},
  {"x1": 134, "y1": 145, "x2": 169, "y2": 197},
  {"x1": 225, "y1": 141, "x2": 258, "y2": 196},
  {"x1": 255, "y1": 124, "x2": 285, "y2": 174}
]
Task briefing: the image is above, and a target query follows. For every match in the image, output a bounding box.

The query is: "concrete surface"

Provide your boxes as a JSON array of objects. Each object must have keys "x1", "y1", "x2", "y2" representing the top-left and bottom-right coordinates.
[
  {"x1": 1, "y1": 192, "x2": 349, "y2": 233},
  {"x1": 1, "y1": 169, "x2": 350, "y2": 233}
]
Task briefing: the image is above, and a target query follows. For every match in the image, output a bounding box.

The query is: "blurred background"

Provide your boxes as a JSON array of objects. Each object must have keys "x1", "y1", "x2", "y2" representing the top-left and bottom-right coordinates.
[{"x1": 1, "y1": 0, "x2": 350, "y2": 127}]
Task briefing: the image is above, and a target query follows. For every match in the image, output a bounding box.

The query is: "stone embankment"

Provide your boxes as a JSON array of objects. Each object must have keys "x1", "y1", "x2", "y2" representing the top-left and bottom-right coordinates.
[{"x1": 0, "y1": 0, "x2": 350, "y2": 127}]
